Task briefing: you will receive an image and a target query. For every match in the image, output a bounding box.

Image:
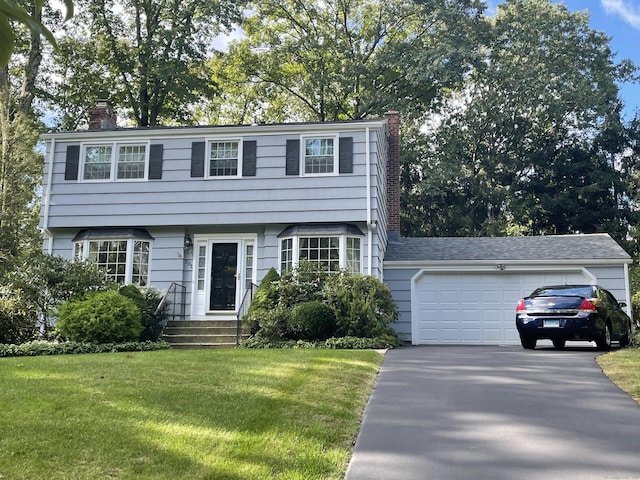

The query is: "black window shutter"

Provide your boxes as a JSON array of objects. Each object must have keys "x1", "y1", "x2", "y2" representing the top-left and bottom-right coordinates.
[
  {"x1": 191, "y1": 141, "x2": 205, "y2": 178},
  {"x1": 148, "y1": 144, "x2": 164, "y2": 179},
  {"x1": 64, "y1": 145, "x2": 80, "y2": 181},
  {"x1": 242, "y1": 140, "x2": 257, "y2": 177},
  {"x1": 286, "y1": 139, "x2": 300, "y2": 175},
  {"x1": 339, "y1": 137, "x2": 353, "y2": 174}
]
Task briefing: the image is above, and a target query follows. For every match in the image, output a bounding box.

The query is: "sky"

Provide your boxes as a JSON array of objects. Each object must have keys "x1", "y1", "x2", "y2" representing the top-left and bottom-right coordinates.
[{"x1": 487, "y1": 0, "x2": 640, "y2": 120}]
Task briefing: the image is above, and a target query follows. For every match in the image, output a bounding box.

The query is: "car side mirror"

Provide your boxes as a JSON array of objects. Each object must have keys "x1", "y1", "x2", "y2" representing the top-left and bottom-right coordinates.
[{"x1": 619, "y1": 301, "x2": 627, "y2": 308}]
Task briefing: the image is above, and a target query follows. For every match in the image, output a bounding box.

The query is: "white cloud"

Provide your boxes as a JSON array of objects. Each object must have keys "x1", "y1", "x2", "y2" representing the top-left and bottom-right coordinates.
[{"x1": 601, "y1": 0, "x2": 640, "y2": 29}]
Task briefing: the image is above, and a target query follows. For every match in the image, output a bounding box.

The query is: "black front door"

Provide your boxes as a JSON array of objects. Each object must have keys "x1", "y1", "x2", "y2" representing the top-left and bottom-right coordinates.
[{"x1": 209, "y1": 243, "x2": 238, "y2": 311}]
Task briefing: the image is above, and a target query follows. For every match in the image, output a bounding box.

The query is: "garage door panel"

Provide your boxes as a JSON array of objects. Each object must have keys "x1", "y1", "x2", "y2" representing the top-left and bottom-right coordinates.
[{"x1": 414, "y1": 270, "x2": 592, "y2": 345}]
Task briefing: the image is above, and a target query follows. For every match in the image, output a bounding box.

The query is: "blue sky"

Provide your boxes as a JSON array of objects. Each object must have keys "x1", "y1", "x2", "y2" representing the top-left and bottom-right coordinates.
[{"x1": 486, "y1": 0, "x2": 640, "y2": 120}]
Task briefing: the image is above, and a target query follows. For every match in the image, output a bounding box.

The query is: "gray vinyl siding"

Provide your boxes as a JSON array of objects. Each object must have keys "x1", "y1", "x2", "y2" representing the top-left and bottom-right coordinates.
[
  {"x1": 383, "y1": 262, "x2": 630, "y2": 342},
  {"x1": 43, "y1": 128, "x2": 386, "y2": 229}
]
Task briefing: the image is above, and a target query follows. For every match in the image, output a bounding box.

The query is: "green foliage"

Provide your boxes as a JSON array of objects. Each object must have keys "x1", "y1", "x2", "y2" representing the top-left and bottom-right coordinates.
[
  {"x1": 276, "y1": 261, "x2": 328, "y2": 308},
  {"x1": 402, "y1": 0, "x2": 636, "y2": 242},
  {"x1": 56, "y1": 291, "x2": 142, "y2": 343},
  {"x1": 244, "y1": 267, "x2": 280, "y2": 334},
  {"x1": 0, "y1": 340, "x2": 170, "y2": 357},
  {"x1": 1, "y1": 253, "x2": 111, "y2": 338},
  {"x1": 631, "y1": 290, "x2": 640, "y2": 329},
  {"x1": 0, "y1": 286, "x2": 37, "y2": 344},
  {"x1": 288, "y1": 301, "x2": 337, "y2": 341},
  {"x1": 240, "y1": 334, "x2": 404, "y2": 349},
  {"x1": 248, "y1": 267, "x2": 401, "y2": 345},
  {"x1": 323, "y1": 273, "x2": 399, "y2": 337},
  {"x1": 119, "y1": 284, "x2": 168, "y2": 341}
]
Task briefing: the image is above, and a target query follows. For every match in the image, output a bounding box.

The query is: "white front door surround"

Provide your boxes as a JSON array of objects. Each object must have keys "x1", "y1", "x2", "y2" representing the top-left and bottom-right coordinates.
[{"x1": 191, "y1": 234, "x2": 256, "y2": 320}]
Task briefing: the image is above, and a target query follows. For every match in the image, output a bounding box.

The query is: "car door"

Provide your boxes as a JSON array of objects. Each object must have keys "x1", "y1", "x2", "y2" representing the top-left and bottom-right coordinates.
[{"x1": 601, "y1": 289, "x2": 627, "y2": 337}]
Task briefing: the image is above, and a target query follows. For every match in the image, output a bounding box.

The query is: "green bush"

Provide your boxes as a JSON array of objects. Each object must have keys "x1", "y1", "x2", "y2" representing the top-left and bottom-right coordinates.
[
  {"x1": 0, "y1": 340, "x2": 171, "y2": 357},
  {"x1": 240, "y1": 334, "x2": 404, "y2": 349},
  {"x1": 631, "y1": 291, "x2": 640, "y2": 329},
  {"x1": 119, "y1": 285, "x2": 168, "y2": 341},
  {"x1": 276, "y1": 261, "x2": 328, "y2": 308},
  {"x1": 244, "y1": 268, "x2": 281, "y2": 334},
  {"x1": 1, "y1": 253, "x2": 111, "y2": 338},
  {"x1": 56, "y1": 291, "x2": 142, "y2": 343},
  {"x1": 0, "y1": 286, "x2": 38, "y2": 344},
  {"x1": 288, "y1": 301, "x2": 337, "y2": 340},
  {"x1": 323, "y1": 273, "x2": 399, "y2": 337},
  {"x1": 250, "y1": 305, "x2": 291, "y2": 341}
]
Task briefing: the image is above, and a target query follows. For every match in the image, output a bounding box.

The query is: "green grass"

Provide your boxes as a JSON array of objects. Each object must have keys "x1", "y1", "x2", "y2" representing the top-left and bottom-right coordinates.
[
  {"x1": 0, "y1": 349, "x2": 383, "y2": 480},
  {"x1": 597, "y1": 348, "x2": 640, "y2": 405}
]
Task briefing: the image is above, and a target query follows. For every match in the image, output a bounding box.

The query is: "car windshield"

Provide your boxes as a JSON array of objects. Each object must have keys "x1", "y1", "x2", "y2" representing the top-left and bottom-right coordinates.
[{"x1": 530, "y1": 286, "x2": 594, "y2": 298}]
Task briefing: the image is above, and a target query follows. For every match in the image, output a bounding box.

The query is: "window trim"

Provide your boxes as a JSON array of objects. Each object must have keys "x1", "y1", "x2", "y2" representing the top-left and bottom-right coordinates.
[
  {"x1": 73, "y1": 236, "x2": 152, "y2": 286},
  {"x1": 301, "y1": 135, "x2": 339, "y2": 176},
  {"x1": 79, "y1": 141, "x2": 150, "y2": 182},
  {"x1": 279, "y1": 234, "x2": 362, "y2": 273},
  {"x1": 206, "y1": 137, "x2": 243, "y2": 179}
]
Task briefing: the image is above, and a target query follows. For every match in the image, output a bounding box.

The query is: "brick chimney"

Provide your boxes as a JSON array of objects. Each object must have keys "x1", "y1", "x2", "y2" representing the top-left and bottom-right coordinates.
[
  {"x1": 385, "y1": 110, "x2": 400, "y2": 242},
  {"x1": 88, "y1": 100, "x2": 117, "y2": 130}
]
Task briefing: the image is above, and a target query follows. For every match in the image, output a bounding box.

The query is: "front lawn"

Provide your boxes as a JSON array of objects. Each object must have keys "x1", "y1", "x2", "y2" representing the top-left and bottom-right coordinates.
[
  {"x1": 597, "y1": 348, "x2": 640, "y2": 405},
  {"x1": 0, "y1": 349, "x2": 383, "y2": 480}
]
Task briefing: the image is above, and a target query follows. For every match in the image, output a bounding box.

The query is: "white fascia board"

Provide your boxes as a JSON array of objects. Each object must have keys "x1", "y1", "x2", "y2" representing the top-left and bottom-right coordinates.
[
  {"x1": 41, "y1": 119, "x2": 387, "y2": 142},
  {"x1": 384, "y1": 258, "x2": 632, "y2": 269}
]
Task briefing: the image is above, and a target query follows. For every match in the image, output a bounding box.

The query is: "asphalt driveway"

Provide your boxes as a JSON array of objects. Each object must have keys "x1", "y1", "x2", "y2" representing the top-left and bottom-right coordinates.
[{"x1": 345, "y1": 345, "x2": 640, "y2": 480}]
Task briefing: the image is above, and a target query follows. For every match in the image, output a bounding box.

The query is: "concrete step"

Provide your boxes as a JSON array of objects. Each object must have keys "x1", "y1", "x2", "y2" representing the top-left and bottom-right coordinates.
[{"x1": 162, "y1": 320, "x2": 249, "y2": 349}]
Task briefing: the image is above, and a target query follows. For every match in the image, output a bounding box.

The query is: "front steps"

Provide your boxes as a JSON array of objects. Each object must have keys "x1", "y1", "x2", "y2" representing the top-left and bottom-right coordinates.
[{"x1": 162, "y1": 320, "x2": 249, "y2": 349}]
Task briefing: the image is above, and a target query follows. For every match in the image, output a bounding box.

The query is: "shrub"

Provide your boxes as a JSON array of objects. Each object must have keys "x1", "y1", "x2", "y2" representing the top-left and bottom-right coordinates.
[
  {"x1": 632, "y1": 291, "x2": 640, "y2": 329},
  {"x1": 323, "y1": 273, "x2": 399, "y2": 337},
  {"x1": 1, "y1": 253, "x2": 111, "y2": 338},
  {"x1": 250, "y1": 305, "x2": 291, "y2": 341},
  {"x1": 276, "y1": 261, "x2": 328, "y2": 308},
  {"x1": 0, "y1": 340, "x2": 171, "y2": 357},
  {"x1": 56, "y1": 291, "x2": 142, "y2": 343},
  {"x1": 288, "y1": 301, "x2": 337, "y2": 340},
  {"x1": 244, "y1": 268, "x2": 281, "y2": 333},
  {"x1": 0, "y1": 286, "x2": 37, "y2": 344},
  {"x1": 119, "y1": 285, "x2": 168, "y2": 341}
]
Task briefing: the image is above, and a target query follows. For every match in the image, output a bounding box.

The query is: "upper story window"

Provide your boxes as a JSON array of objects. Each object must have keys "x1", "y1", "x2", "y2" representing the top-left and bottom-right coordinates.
[
  {"x1": 209, "y1": 140, "x2": 240, "y2": 177},
  {"x1": 81, "y1": 143, "x2": 148, "y2": 181},
  {"x1": 73, "y1": 228, "x2": 153, "y2": 286},
  {"x1": 304, "y1": 137, "x2": 336, "y2": 174}
]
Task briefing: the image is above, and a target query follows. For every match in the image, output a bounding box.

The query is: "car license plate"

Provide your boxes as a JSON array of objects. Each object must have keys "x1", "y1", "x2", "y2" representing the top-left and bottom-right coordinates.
[{"x1": 543, "y1": 320, "x2": 560, "y2": 328}]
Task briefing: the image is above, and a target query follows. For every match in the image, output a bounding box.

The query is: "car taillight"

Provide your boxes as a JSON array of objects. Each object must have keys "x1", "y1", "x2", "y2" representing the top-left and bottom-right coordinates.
[
  {"x1": 516, "y1": 299, "x2": 526, "y2": 312},
  {"x1": 579, "y1": 299, "x2": 597, "y2": 313}
]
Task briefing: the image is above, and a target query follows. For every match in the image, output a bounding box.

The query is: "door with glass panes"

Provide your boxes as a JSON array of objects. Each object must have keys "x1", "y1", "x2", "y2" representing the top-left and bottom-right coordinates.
[{"x1": 191, "y1": 237, "x2": 255, "y2": 318}]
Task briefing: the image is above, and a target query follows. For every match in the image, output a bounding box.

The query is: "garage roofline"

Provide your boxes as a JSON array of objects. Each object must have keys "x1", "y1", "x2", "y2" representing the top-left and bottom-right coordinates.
[{"x1": 385, "y1": 258, "x2": 632, "y2": 269}]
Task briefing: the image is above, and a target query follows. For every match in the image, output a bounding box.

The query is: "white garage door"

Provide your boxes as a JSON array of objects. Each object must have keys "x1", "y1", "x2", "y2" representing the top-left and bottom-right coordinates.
[{"x1": 413, "y1": 270, "x2": 593, "y2": 345}]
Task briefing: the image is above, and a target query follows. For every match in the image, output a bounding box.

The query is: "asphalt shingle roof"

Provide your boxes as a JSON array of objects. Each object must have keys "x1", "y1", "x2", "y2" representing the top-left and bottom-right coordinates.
[{"x1": 384, "y1": 234, "x2": 631, "y2": 262}]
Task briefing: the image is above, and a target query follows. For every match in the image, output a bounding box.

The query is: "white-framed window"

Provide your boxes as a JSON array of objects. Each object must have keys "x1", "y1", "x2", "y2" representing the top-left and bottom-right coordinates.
[
  {"x1": 74, "y1": 237, "x2": 151, "y2": 286},
  {"x1": 303, "y1": 136, "x2": 337, "y2": 175},
  {"x1": 279, "y1": 235, "x2": 362, "y2": 273},
  {"x1": 208, "y1": 139, "x2": 241, "y2": 177},
  {"x1": 81, "y1": 142, "x2": 149, "y2": 181}
]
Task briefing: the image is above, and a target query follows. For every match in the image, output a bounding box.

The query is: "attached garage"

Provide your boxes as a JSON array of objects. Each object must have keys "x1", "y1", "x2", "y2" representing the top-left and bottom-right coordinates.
[{"x1": 383, "y1": 234, "x2": 632, "y2": 345}]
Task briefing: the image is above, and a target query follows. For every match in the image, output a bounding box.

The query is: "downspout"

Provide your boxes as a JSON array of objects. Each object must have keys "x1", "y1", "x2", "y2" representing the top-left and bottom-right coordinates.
[
  {"x1": 365, "y1": 127, "x2": 373, "y2": 276},
  {"x1": 41, "y1": 138, "x2": 55, "y2": 254},
  {"x1": 624, "y1": 262, "x2": 633, "y2": 328}
]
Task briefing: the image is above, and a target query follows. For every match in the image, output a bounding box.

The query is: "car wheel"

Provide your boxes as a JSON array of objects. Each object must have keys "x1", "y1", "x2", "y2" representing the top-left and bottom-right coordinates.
[
  {"x1": 619, "y1": 320, "x2": 632, "y2": 348},
  {"x1": 552, "y1": 339, "x2": 566, "y2": 349},
  {"x1": 520, "y1": 335, "x2": 537, "y2": 350},
  {"x1": 596, "y1": 323, "x2": 612, "y2": 351}
]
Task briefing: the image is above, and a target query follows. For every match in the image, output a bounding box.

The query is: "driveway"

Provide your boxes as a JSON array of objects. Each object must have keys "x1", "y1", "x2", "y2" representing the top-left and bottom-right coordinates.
[{"x1": 345, "y1": 345, "x2": 640, "y2": 480}]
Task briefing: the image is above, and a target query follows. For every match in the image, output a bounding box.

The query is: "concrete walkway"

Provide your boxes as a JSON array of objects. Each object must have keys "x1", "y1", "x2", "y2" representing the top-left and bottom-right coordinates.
[{"x1": 345, "y1": 345, "x2": 640, "y2": 480}]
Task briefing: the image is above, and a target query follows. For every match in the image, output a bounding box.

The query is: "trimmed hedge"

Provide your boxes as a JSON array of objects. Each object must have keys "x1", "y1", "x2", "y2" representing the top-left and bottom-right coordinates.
[
  {"x1": 0, "y1": 340, "x2": 171, "y2": 357},
  {"x1": 240, "y1": 334, "x2": 404, "y2": 350}
]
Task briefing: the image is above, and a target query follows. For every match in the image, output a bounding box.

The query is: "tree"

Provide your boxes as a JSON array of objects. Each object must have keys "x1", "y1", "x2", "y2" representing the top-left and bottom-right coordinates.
[
  {"x1": 0, "y1": 0, "x2": 72, "y2": 66},
  {"x1": 49, "y1": 0, "x2": 245, "y2": 128},
  {"x1": 403, "y1": 0, "x2": 636, "y2": 242},
  {"x1": 206, "y1": 0, "x2": 486, "y2": 123}
]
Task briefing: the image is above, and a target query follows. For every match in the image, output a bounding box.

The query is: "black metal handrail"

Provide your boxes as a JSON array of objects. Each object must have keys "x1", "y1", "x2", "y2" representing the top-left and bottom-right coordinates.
[
  {"x1": 156, "y1": 282, "x2": 187, "y2": 335},
  {"x1": 236, "y1": 283, "x2": 258, "y2": 345}
]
